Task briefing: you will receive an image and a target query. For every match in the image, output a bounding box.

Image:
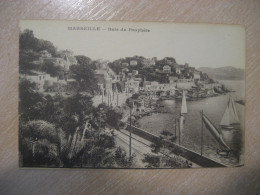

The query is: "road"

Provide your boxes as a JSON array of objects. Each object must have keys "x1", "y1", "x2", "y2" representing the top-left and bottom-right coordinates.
[
  {"x1": 114, "y1": 129, "x2": 199, "y2": 168},
  {"x1": 114, "y1": 129, "x2": 153, "y2": 167}
]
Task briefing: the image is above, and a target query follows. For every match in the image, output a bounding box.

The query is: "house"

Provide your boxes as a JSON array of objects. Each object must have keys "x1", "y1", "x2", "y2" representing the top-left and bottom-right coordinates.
[
  {"x1": 126, "y1": 72, "x2": 133, "y2": 78},
  {"x1": 130, "y1": 60, "x2": 138, "y2": 66},
  {"x1": 105, "y1": 77, "x2": 113, "y2": 93},
  {"x1": 125, "y1": 79, "x2": 140, "y2": 93},
  {"x1": 115, "y1": 73, "x2": 123, "y2": 81},
  {"x1": 58, "y1": 50, "x2": 78, "y2": 70},
  {"x1": 25, "y1": 71, "x2": 58, "y2": 92},
  {"x1": 134, "y1": 77, "x2": 142, "y2": 82},
  {"x1": 151, "y1": 81, "x2": 159, "y2": 91},
  {"x1": 59, "y1": 50, "x2": 77, "y2": 63},
  {"x1": 193, "y1": 70, "x2": 201, "y2": 80},
  {"x1": 106, "y1": 67, "x2": 116, "y2": 77},
  {"x1": 62, "y1": 54, "x2": 73, "y2": 70},
  {"x1": 40, "y1": 50, "x2": 52, "y2": 58},
  {"x1": 132, "y1": 70, "x2": 138, "y2": 75},
  {"x1": 122, "y1": 68, "x2": 129, "y2": 73},
  {"x1": 175, "y1": 78, "x2": 195, "y2": 89},
  {"x1": 163, "y1": 65, "x2": 171, "y2": 73},
  {"x1": 188, "y1": 67, "x2": 195, "y2": 73},
  {"x1": 163, "y1": 57, "x2": 176, "y2": 65},
  {"x1": 139, "y1": 86, "x2": 145, "y2": 91},
  {"x1": 174, "y1": 64, "x2": 184, "y2": 74},
  {"x1": 143, "y1": 81, "x2": 151, "y2": 91},
  {"x1": 175, "y1": 66, "x2": 181, "y2": 74},
  {"x1": 142, "y1": 59, "x2": 156, "y2": 68},
  {"x1": 95, "y1": 69, "x2": 109, "y2": 81},
  {"x1": 122, "y1": 62, "x2": 129, "y2": 67},
  {"x1": 169, "y1": 76, "x2": 178, "y2": 84},
  {"x1": 39, "y1": 50, "x2": 77, "y2": 71},
  {"x1": 94, "y1": 68, "x2": 114, "y2": 93}
]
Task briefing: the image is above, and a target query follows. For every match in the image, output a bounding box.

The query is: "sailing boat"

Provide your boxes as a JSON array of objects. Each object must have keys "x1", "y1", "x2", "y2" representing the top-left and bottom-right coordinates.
[
  {"x1": 181, "y1": 90, "x2": 188, "y2": 115},
  {"x1": 201, "y1": 111, "x2": 231, "y2": 155},
  {"x1": 220, "y1": 95, "x2": 240, "y2": 129}
]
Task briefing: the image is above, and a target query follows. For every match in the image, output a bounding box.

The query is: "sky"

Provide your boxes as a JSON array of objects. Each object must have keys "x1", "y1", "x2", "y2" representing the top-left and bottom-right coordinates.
[{"x1": 20, "y1": 20, "x2": 245, "y2": 69}]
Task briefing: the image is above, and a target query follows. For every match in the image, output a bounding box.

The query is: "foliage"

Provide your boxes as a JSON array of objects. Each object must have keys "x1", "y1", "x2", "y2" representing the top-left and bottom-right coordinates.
[
  {"x1": 76, "y1": 55, "x2": 95, "y2": 70},
  {"x1": 19, "y1": 29, "x2": 58, "y2": 74},
  {"x1": 142, "y1": 153, "x2": 188, "y2": 168},
  {"x1": 114, "y1": 147, "x2": 134, "y2": 168},
  {"x1": 19, "y1": 49, "x2": 40, "y2": 74},
  {"x1": 19, "y1": 78, "x2": 45, "y2": 121},
  {"x1": 150, "y1": 138, "x2": 164, "y2": 153},
  {"x1": 142, "y1": 154, "x2": 161, "y2": 168},
  {"x1": 92, "y1": 104, "x2": 123, "y2": 130},
  {"x1": 41, "y1": 60, "x2": 64, "y2": 78},
  {"x1": 20, "y1": 29, "x2": 58, "y2": 56},
  {"x1": 161, "y1": 130, "x2": 173, "y2": 137},
  {"x1": 70, "y1": 56, "x2": 99, "y2": 94},
  {"x1": 18, "y1": 29, "x2": 133, "y2": 168},
  {"x1": 19, "y1": 120, "x2": 66, "y2": 167}
]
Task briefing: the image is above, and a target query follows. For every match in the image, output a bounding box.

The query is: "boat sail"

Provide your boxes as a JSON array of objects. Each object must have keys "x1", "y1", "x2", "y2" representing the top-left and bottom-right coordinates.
[
  {"x1": 181, "y1": 90, "x2": 188, "y2": 115},
  {"x1": 201, "y1": 112, "x2": 231, "y2": 151},
  {"x1": 220, "y1": 95, "x2": 239, "y2": 129}
]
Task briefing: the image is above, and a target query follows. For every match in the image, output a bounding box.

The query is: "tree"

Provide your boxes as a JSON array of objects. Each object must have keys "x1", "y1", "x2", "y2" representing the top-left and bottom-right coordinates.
[
  {"x1": 19, "y1": 120, "x2": 66, "y2": 167},
  {"x1": 20, "y1": 29, "x2": 58, "y2": 56},
  {"x1": 19, "y1": 29, "x2": 37, "y2": 51},
  {"x1": 142, "y1": 154, "x2": 188, "y2": 168},
  {"x1": 70, "y1": 56, "x2": 99, "y2": 94},
  {"x1": 41, "y1": 60, "x2": 64, "y2": 78},
  {"x1": 106, "y1": 109, "x2": 122, "y2": 129},
  {"x1": 114, "y1": 147, "x2": 134, "y2": 168},
  {"x1": 19, "y1": 49, "x2": 40, "y2": 74},
  {"x1": 19, "y1": 29, "x2": 58, "y2": 74},
  {"x1": 75, "y1": 55, "x2": 95, "y2": 70},
  {"x1": 19, "y1": 78, "x2": 45, "y2": 121},
  {"x1": 93, "y1": 104, "x2": 123, "y2": 130}
]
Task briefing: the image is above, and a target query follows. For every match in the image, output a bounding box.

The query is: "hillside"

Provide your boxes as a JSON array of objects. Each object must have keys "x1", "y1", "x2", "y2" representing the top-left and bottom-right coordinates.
[{"x1": 198, "y1": 66, "x2": 245, "y2": 80}]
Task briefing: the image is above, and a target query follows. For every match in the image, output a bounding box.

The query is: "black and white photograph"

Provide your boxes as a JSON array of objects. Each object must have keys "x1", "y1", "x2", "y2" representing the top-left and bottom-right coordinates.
[{"x1": 19, "y1": 20, "x2": 245, "y2": 169}]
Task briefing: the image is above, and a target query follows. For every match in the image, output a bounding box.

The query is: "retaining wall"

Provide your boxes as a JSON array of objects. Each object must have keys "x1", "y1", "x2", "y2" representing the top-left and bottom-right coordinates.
[{"x1": 125, "y1": 124, "x2": 226, "y2": 167}]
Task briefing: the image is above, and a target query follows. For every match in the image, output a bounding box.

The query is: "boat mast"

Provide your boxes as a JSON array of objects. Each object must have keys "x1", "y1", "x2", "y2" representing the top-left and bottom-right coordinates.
[
  {"x1": 181, "y1": 90, "x2": 188, "y2": 114},
  {"x1": 201, "y1": 110, "x2": 203, "y2": 156}
]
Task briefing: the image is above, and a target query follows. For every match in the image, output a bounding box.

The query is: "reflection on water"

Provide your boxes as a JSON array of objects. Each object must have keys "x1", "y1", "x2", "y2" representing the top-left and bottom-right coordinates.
[{"x1": 138, "y1": 80, "x2": 245, "y2": 166}]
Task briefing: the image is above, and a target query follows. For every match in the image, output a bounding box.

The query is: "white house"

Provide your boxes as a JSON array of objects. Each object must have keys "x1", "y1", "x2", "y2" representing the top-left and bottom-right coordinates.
[
  {"x1": 142, "y1": 59, "x2": 156, "y2": 68},
  {"x1": 132, "y1": 70, "x2": 138, "y2": 75},
  {"x1": 25, "y1": 71, "x2": 58, "y2": 92},
  {"x1": 125, "y1": 79, "x2": 140, "y2": 93},
  {"x1": 40, "y1": 50, "x2": 52, "y2": 58},
  {"x1": 122, "y1": 62, "x2": 129, "y2": 67},
  {"x1": 163, "y1": 65, "x2": 171, "y2": 73},
  {"x1": 193, "y1": 70, "x2": 201, "y2": 80},
  {"x1": 130, "y1": 60, "x2": 138, "y2": 66}
]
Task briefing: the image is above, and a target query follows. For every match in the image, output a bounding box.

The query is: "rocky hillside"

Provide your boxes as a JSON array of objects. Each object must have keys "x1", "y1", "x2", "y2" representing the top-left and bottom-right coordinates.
[{"x1": 198, "y1": 66, "x2": 245, "y2": 80}]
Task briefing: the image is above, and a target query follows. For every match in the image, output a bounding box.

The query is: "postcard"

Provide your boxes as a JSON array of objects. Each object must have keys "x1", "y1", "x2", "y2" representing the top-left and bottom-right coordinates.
[{"x1": 19, "y1": 20, "x2": 245, "y2": 168}]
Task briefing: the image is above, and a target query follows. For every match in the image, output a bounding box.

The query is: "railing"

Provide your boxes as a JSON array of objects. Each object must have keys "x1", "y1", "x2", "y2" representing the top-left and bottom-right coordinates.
[{"x1": 125, "y1": 124, "x2": 227, "y2": 167}]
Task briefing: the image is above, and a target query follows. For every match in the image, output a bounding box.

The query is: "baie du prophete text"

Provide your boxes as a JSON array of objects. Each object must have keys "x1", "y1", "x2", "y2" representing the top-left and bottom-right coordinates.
[{"x1": 68, "y1": 26, "x2": 150, "y2": 33}]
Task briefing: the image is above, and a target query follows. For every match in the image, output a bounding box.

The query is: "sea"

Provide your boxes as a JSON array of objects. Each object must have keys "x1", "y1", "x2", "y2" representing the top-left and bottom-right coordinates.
[{"x1": 138, "y1": 80, "x2": 245, "y2": 166}]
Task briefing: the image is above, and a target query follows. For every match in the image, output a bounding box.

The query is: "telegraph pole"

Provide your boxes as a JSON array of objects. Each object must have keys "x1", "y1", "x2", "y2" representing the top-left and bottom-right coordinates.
[
  {"x1": 117, "y1": 93, "x2": 119, "y2": 107},
  {"x1": 129, "y1": 102, "x2": 132, "y2": 161},
  {"x1": 201, "y1": 110, "x2": 203, "y2": 156},
  {"x1": 113, "y1": 90, "x2": 114, "y2": 100},
  {"x1": 175, "y1": 118, "x2": 177, "y2": 137},
  {"x1": 102, "y1": 89, "x2": 104, "y2": 104},
  {"x1": 107, "y1": 91, "x2": 109, "y2": 106},
  {"x1": 178, "y1": 118, "x2": 181, "y2": 145}
]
